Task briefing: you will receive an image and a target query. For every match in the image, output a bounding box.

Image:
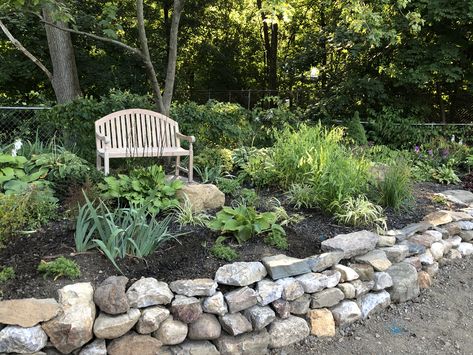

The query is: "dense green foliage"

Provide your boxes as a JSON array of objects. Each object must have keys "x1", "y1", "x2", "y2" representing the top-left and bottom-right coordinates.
[
  {"x1": 0, "y1": 266, "x2": 15, "y2": 283},
  {"x1": 37, "y1": 257, "x2": 81, "y2": 280}
]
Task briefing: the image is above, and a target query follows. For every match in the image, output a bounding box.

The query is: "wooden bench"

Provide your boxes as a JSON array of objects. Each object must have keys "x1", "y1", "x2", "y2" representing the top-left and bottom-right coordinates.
[{"x1": 95, "y1": 108, "x2": 195, "y2": 181}]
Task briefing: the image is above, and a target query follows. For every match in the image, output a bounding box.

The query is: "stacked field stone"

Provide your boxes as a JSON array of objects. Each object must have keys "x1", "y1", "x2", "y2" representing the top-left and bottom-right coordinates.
[{"x1": 0, "y1": 202, "x2": 472, "y2": 354}]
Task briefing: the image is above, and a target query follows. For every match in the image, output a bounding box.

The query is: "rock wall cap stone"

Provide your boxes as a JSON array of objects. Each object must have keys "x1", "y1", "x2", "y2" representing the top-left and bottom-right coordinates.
[
  {"x1": 321, "y1": 231, "x2": 379, "y2": 259},
  {"x1": 215, "y1": 262, "x2": 267, "y2": 286},
  {"x1": 262, "y1": 254, "x2": 311, "y2": 280},
  {"x1": 0, "y1": 298, "x2": 59, "y2": 327}
]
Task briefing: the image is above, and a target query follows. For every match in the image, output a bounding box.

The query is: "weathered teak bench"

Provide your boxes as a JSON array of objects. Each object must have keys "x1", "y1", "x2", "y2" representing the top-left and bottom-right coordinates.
[{"x1": 95, "y1": 109, "x2": 195, "y2": 181}]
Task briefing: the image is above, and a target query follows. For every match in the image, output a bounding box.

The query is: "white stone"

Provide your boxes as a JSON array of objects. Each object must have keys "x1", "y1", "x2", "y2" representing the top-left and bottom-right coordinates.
[
  {"x1": 358, "y1": 291, "x2": 391, "y2": 319},
  {"x1": 243, "y1": 305, "x2": 276, "y2": 330},
  {"x1": 153, "y1": 316, "x2": 188, "y2": 345},
  {"x1": 419, "y1": 250, "x2": 435, "y2": 266},
  {"x1": 126, "y1": 278, "x2": 173, "y2": 308},
  {"x1": 275, "y1": 277, "x2": 304, "y2": 301},
  {"x1": 0, "y1": 325, "x2": 47, "y2": 354},
  {"x1": 215, "y1": 262, "x2": 267, "y2": 286},
  {"x1": 169, "y1": 279, "x2": 217, "y2": 297},
  {"x1": 306, "y1": 252, "x2": 345, "y2": 272},
  {"x1": 79, "y1": 339, "x2": 107, "y2": 355},
  {"x1": 256, "y1": 279, "x2": 283, "y2": 306},
  {"x1": 333, "y1": 264, "x2": 359, "y2": 282},
  {"x1": 372, "y1": 272, "x2": 393, "y2": 291},
  {"x1": 330, "y1": 300, "x2": 362, "y2": 327},
  {"x1": 219, "y1": 313, "x2": 252, "y2": 336},
  {"x1": 202, "y1": 292, "x2": 228, "y2": 316},
  {"x1": 458, "y1": 242, "x2": 473, "y2": 256},
  {"x1": 338, "y1": 283, "x2": 356, "y2": 299},
  {"x1": 268, "y1": 316, "x2": 310, "y2": 348},
  {"x1": 224, "y1": 287, "x2": 258, "y2": 313},
  {"x1": 136, "y1": 306, "x2": 170, "y2": 334},
  {"x1": 295, "y1": 273, "x2": 327, "y2": 293},
  {"x1": 430, "y1": 242, "x2": 445, "y2": 260},
  {"x1": 94, "y1": 308, "x2": 141, "y2": 339},
  {"x1": 321, "y1": 231, "x2": 379, "y2": 259}
]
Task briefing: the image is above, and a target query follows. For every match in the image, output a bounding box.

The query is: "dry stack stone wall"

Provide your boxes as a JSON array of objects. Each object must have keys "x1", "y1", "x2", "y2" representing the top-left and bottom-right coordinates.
[{"x1": 1, "y1": 205, "x2": 473, "y2": 354}]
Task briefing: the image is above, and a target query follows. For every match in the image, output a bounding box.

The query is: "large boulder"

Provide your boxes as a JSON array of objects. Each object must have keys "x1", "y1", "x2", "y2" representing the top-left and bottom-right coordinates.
[
  {"x1": 0, "y1": 325, "x2": 48, "y2": 353},
  {"x1": 0, "y1": 298, "x2": 59, "y2": 327},
  {"x1": 42, "y1": 283, "x2": 96, "y2": 354},
  {"x1": 94, "y1": 276, "x2": 129, "y2": 315},
  {"x1": 321, "y1": 231, "x2": 379, "y2": 259},
  {"x1": 176, "y1": 183, "x2": 225, "y2": 212},
  {"x1": 386, "y1": 263, "x2": 420, "y2": 303}
]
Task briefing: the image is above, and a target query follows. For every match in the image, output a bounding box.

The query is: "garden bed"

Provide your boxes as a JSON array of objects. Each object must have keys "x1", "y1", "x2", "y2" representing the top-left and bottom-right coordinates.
[{"x1": 0, "y1": 182, "x2": 456, "y2": 300}]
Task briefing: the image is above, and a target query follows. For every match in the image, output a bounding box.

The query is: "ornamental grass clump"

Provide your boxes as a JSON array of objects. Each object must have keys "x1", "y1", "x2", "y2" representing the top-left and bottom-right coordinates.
[
  {"x1": 274, "y1": 124, "x2": 370, "y2": 211},
  {"x1": 375, "y1": 159, "x2": 414, "y2": 211}
]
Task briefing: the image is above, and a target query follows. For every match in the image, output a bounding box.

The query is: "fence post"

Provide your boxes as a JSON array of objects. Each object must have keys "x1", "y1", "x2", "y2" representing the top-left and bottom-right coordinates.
[{"x1": 247, "y1": 89, "x2": 251, "y2": 110}]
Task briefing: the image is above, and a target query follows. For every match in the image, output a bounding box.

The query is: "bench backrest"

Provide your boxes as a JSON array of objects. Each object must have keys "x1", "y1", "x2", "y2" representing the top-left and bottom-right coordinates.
[{"x1": 95, "y1": 109, "x2": 180, "y2": 151}]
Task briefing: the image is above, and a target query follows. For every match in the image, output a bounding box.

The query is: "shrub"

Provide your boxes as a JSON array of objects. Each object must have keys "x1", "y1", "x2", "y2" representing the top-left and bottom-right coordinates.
[
  {"x1": 75, "y1": 195, "x2": 178, "y2": 272},
  {"x1": 195, "y1": 147, "x2": 233, "y2": 173},
  {"x1": 0, "y1": 266, "x2": 15, "y2": 283},
  {"x1": 346, "y1": 111, "x2": 367, "y2": 145},
  {"x1": 234, "y1": 188, "x2": 259, "y2": 207},
  {"x1": 38, "y1": 257, "x2": 81, "y2": 280},
  {"x1": 210, "y1": 236, "x2": 239, "y2": 261},
  {"x1": 273, "y1": 124, "x2": 369, "y2": 210},
  {"x1": 216, "y1": 177, "x2": 241, "y2": 196},
  {"x1": 100, "y1": 165, "x2": 182, "y2": 213},
  {"x1": 194, "y1": 165, "x2": 222, "y2": 184},
  {"x1": 240, "y1": 148, "x2": 277, "y2": 187},
  {"x1": 208, "y1": 204, "x2": 286, "y2": 246},
  {"x1": 430, "y1": 165, "x2": 461, "y2": 185},
  {"x1": 173, "y1": 196, "x2": 210, "y2": 228},
  {"x1": 333, "y1": 195, "x2": 387, "y2": 231},
  {"x1": 375, "y1": 160, "x2": 413, "y2": 211}
]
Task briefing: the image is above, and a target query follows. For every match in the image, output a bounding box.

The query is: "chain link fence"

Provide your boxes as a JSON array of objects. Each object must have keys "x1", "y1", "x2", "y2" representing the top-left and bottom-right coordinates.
[{"x1": 0, "y1": 107, "x2": 52, "y2": 145}]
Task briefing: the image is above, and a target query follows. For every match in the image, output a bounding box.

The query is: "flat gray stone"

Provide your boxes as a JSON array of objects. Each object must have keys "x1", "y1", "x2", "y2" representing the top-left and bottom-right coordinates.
[
  {"x1": 386, "y1": 263, "x2": 420, "y2": 303},
  {"x1": 268, "y1": 316, "x2": 310, "y2": 348},
  {"x1": 358, "y1": 291, "x2": 391, "y2": 319},
  {"x1": 219, "y1": 313, "x2": 252, "y2": 336},
  {"x1": 169, "y1": 340, "x2": 219, "y2": 355},
  {"x1": 311, "y1": 288, "x2": 344, "y2": 308},
  {"x1": 295, "y1": 273, "x2": 328, "y2": 293},
  {"x1": 215, "y1": 262, "x2": 267, "y2": 286},
  {"x1": 423, "y1": 210, "x2": 453, "y2": 226},
  {"x1": 214, "y1": 330, "x2": 270, "y2": 355},
  {"x1": 322, "y1": 270, "x2": 341, "y2": 288},
  {"x1": 460, "y1": 230, "x2": 473, "y2": 242},
  {"x1": 400, "y1": 222, "x2": 434, "y2": 239},
  {"x1": 409, "y1": 232, "x2": 442, "y2": 247},
  {"x1": 350, "y1": 264, "x2": 374, "y2": 281},
  {"x1": 321, "y1": 231, "x2": 379, "y2": 258},
  {"x1": 338, "y1": 283, "x2": 356, "y2": 299},
  {"x1": 351, "y1": 280, "x2": 375, "y2": 297},
  {"x1": 0, "y1": 325, "x2": 47, "y2": 353},
  {"x1": 399, "y1": 240, "x2": 427, "y2": 256},
  {"x1": 224, "y1": 287, "x2": 258, "y2": 313},
  {"x1": 306, "y1": 252, "x2": 345, "y2": 272},
  {"x1": 126, "y1": 278, "x2": 173, "y2": 308},
  {"x1": 188, "y1": 314, "x2": 221, "y2": 340},
  {"x1": 275, "y1": 278, "x2": 304, "y2": 301},
  {"x1": 439, "y1": 190, "x2": 473, "y2": 206},
  {"x1": 377, "y1": 235, "x2": 396, "y2": 247},
  {"x1": 333, "y1": 265, "x2": 359, "y2": 282},
  {"x1": 380, "y1": 245, "x2": 410, "y2": 263},
  {"x1": 169, "y1": 279, "x2": 217, "y2": 297},
  {"x1": 355, "y1": 250, "x2": 392, "y2": 271},
  {"x1": 243, "y1": 305, "x2": 276, "y2": 330},
  {"x1": 262, "y1": 254, "x2": 311, "y2": 280},
  {"x1": 256, "y1": 279, "x2": 283, "y2": 306},
  {"x1": 202, "y1": 292, "x2": 228, "y2": 316},
  {"x1": 330, "y1": 300, "x2": 361, "y2": 327}
]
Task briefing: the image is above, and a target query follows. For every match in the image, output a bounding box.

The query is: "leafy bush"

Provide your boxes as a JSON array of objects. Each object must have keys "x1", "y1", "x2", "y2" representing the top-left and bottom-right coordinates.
[
  {"x1": 430, "y1": 165, "x2": 461, "y2": 185},
  {"x1": 333, "y1": 195, "x2": 387, "y2": 231},
  {"x1": 195, "y1": 147, "x2": 233, "y2": 173},
  {"x1": 375, "y1": 160, "x2": 413, "y2": 211},
  {"x1": 75, "y1": 195, "x2": 178, "y2": 272},
  {"x1": 231, "y1": 146, "x2": 259, "y2": 170},
  {"x1": 240, "y1": 148, "x2": 277, "y2": 187},
  {"x1": 0, "y1": 154, "x2": 48, "y2": 193},
  {"x1": 171, "y1": 100, "x2": 253, "y2": 149},
  {"x1": 194, "y1": 165, "x2": 222, "y2": 184},
  {"x1": 234, "y1": 188, "x2": 259, "y2": 207},
  {"x1": 0, "y1": 266, "x2": 15, "y2": 283},
  {"x1": 0, "y1": 185, "x2": 57, "y2": 245},
  {"x1": 208, "y1": 204, "x2": 286, "y2": 246},
  {"x1": 210, "y1": 236, "x2": 239, "y2": 261},
  {"x1": 216, "y1": 177, "x2": 241, "y2": 196},
  {"x1": 100, "y1": 165, "x2": 182, "y2": 213},
  {"x1": 272, "y1": 124, "x2": 369, "y2": 211},
  {"x1": 38, "y1": 257, "x2": 81, "y2": 280},
  {"x1": 362, "y1": 145, "x2": 411, "y2": 165}
]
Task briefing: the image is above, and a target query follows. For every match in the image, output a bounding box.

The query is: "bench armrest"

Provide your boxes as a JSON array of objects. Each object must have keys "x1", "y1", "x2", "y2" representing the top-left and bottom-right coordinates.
[
  {"x1": 176, "y1": 132, "x2": 196, "y2": 143},
  {"x1": 96, "y1": 132, "x2": 111, "y2": 147}
]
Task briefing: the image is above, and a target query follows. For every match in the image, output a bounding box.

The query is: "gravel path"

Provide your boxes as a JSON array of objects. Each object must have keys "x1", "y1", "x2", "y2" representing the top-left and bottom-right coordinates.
[{"x1": 273, "y1": 257, "x2": 473, "y2": 355}]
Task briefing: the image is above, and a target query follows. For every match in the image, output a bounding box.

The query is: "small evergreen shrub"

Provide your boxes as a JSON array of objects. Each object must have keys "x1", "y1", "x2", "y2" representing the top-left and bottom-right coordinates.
[
  {"x1": 38, "y1": 257, "x2": 81, "y2": 280},
  {"x1": 210, "y1": 236, "x2": 239, "y2": 261},
  {"x1": 346, "y1": 111, "x2": 367, "y2": 145}
]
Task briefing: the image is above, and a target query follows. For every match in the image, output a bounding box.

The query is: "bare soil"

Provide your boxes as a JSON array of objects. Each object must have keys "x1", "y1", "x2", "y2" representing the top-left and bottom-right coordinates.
[
  {"x1": 0, "y1": 182, "x2": 459, "y2": 300},
  {"x1": 275, "y1": 257, "x2": 473, "y2": 355}
]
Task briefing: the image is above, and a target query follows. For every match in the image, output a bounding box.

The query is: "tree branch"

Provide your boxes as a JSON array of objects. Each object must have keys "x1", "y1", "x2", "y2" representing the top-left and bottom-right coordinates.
[
  {"x1": 40, "y1": 18, "x2": 143, "y2": 58},
  {"x1": 0, "y1": 19, "x2": 53, "y2": 81}
]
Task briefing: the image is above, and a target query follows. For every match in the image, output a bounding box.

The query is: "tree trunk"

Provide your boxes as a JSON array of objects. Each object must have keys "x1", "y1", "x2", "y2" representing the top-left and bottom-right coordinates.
[
  {"x1": 257, "y1": 0, "x2": 278, "y2": 92},
  {"x1": 43, "y1": 8, "x2": 82, "y2": 103},
  {"x1": 162, "y1": 0, "x2": 185, "y2": 116}
]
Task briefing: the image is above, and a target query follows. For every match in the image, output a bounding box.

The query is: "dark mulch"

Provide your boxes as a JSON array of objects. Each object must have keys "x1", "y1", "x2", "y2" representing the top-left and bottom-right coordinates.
[{"x1": 0, "y1": 182, "x2": 459, "y2": 300}]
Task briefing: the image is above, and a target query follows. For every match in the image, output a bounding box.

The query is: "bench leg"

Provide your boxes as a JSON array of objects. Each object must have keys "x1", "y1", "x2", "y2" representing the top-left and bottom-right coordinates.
[
  {"x1": 175, "y1": 156, "x2": 180, "y2": 178},
  {"x1": 104, "y1": 154, "x2": 110, "y2": 176},
  {"x1": 96, "y1": 154, "x2": 102, "y2": 172},
  {"x1": 188, "y1": 153, "x2": 193, "y2": 183}
]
